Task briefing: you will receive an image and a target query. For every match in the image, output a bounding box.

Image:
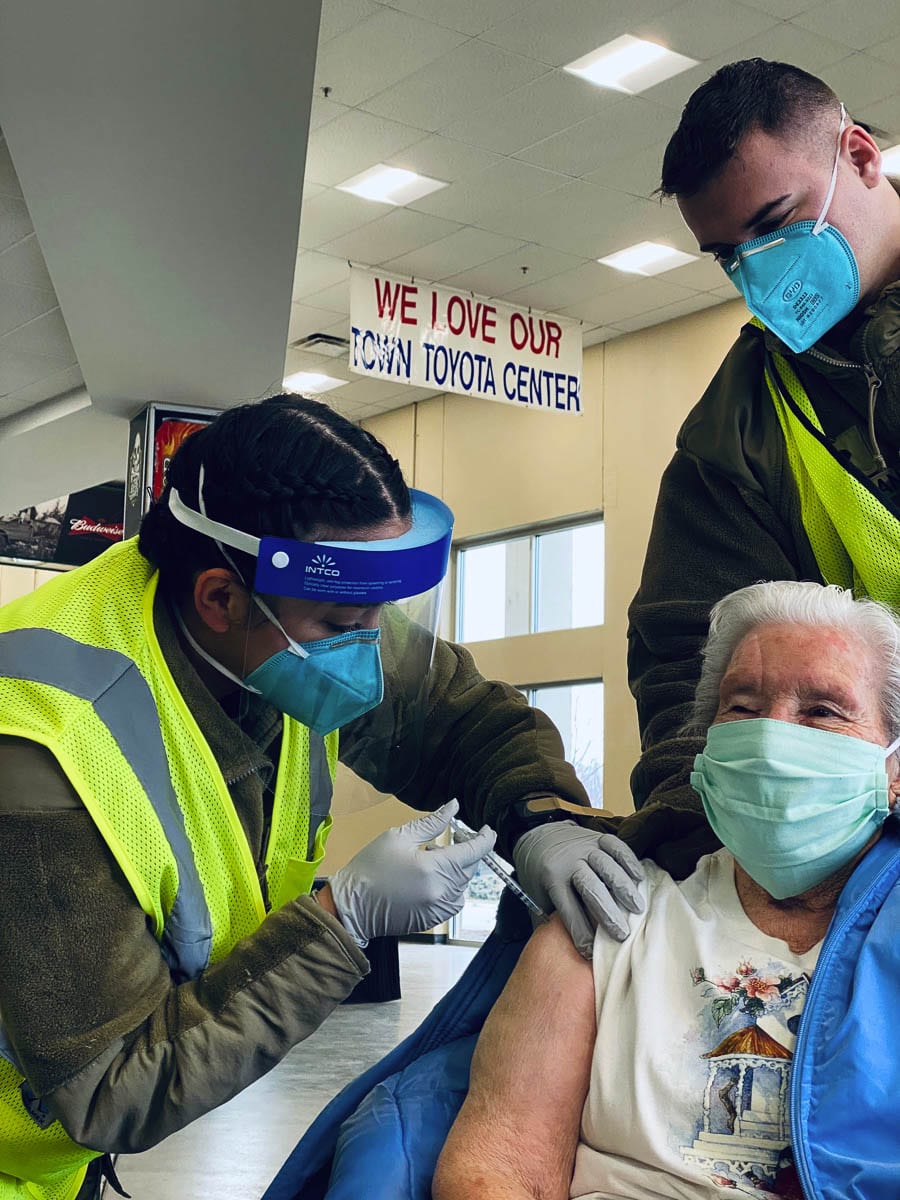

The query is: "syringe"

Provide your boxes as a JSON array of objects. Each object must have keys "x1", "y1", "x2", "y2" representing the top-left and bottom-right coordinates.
[{"x1": 450, "y1": 817, "x2": 547, "y2": 920}]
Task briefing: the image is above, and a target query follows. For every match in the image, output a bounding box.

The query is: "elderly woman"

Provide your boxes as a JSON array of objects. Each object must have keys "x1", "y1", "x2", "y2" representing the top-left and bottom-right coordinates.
[{"x1": 433, "y1": 580, "x2": 900, "y2": 1200}]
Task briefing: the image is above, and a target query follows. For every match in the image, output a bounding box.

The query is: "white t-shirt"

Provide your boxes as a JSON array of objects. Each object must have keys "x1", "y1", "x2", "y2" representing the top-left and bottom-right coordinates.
[{"x1": 571, "y1": 850, "x2": 820, "y2": 1200}]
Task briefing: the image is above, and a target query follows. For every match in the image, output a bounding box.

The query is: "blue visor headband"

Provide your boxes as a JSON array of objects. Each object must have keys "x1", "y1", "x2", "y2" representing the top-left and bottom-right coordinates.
[{"x1": 168, "y1": 480, "x2": 453, "y2": 603}]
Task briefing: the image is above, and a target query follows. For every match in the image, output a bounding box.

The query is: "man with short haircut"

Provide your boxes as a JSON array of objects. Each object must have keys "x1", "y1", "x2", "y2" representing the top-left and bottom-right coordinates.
[{"x1": 625, "y1": 59, "x2": 900, "y2": 878}]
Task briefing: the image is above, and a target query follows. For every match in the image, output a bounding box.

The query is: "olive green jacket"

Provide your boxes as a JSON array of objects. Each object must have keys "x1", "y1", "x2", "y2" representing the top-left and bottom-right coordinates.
[{"x1": 0, "y1": 593, "x2": 588, "y2": 1154}]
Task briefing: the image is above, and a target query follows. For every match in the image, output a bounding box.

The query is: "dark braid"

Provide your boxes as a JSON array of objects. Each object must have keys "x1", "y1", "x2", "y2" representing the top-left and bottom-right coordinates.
[{"x1": 139, "y1": 394, "x2": 410, "y2": 598}]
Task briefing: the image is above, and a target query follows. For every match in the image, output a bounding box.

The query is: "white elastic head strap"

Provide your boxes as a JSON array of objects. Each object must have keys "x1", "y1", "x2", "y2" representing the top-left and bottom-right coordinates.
[
  {"x1": 812, "y1": 103, "x2": 847, "y2": 236},
  {"x1": 886, "y1": 731, "x2": 900, "y2": 759},
  {"x1": 168, "y1": 464, "x2": 261, "y2": 561}
]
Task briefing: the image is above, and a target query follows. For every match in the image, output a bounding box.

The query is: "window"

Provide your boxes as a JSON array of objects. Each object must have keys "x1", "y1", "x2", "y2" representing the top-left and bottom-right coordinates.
[
  {"x1": 451, "y1": 678, "x2": 604, "y2": 945},
  {"x1": 456, "y1": 518, "x2": 603, "y2": 642},
  {"x1": 525, "y1": 680, "x2": 604, "y2": 807}
]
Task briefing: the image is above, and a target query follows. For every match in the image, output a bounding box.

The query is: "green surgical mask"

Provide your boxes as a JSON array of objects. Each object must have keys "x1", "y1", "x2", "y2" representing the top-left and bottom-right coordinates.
[{"x1": 690, "y1": 718, "x2": 899, "y2": 899}]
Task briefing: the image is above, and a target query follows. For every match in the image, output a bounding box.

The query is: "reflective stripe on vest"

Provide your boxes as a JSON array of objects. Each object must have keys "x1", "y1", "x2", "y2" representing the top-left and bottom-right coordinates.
[
  {"x1": 0, "y1": 540, "x2": 337, "y2": 1198},
  {"x1": 757, "y1": 327, "x2": 900, "y2": 606},
  {"x1": 0, "y1": 627, "x2": 211, "y2": 983}
]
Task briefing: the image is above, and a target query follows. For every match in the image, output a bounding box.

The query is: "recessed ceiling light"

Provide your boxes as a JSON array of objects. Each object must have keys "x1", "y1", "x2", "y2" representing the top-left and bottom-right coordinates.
[
  {"x1": 564, "y1": 35, "x2": 698, "y2": 95},
  {"x1": 880, "y1": 143, "x2": 900, "y2": 175},
  {"x1": 336, "y1": 164, "x2": 447, "y2": 206},
  {"x1": 282, "y1": 371, "x2": 346, "y2": 395},
  {"x1": 598, "y1": 241, "x2": 699, "y2": 276}
]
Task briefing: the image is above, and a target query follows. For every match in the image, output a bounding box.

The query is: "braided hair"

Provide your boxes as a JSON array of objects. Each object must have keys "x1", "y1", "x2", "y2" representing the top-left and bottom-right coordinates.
[{"x1": 138, "y1": 393, "x2": 410, "y2": 597}]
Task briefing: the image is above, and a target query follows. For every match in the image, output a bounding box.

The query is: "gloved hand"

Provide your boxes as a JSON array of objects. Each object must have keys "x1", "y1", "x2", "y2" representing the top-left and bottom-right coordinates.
[
  {"x1": 328, "y1": 799, "x2": 496, "y2": 946},
  {"x1": 513, "y1": 821, "x2": 645, "y2": 957}
]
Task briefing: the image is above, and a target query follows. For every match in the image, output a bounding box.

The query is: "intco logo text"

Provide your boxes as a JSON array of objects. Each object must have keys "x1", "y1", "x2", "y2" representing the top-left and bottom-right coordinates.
[{"x1": 306, "y1": 553, "x2": 341, "y2": 577}]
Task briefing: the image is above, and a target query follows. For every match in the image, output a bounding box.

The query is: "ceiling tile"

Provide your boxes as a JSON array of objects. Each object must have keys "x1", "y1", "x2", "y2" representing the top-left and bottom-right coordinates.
[
  {"x1": 0, "y1": 234, "x2": 54, "y2": 291},
  {"x1": 318, "y1": 0, "x2": 382, "y2": 43},
  {"x1": 314, "y1": 9, "x2": 469, "y2": 108},
  {"x1": 288, "y1": 301, "x2": 350, "y2": 343},
  {"x1": 0, "y1": 284, "x2": 59, "y2": 338},
  {"x1": 300, "y1": 279, "x2": 350, "y2": 314},
  {"x1": 320, "y1": 206, "x2": 463, "y2": 263},
  {"x1": 479, "y1": 0, "x2": 685, "y2": 67},
  {"x1": 381, "y1": 0, "x2": 534, "y2": 36},
  {"x1": 304, "y1": 109, "x2": 426, "y2": 187},
  {"x1": 297, "y1": 189, "x2": 384, "y2": 249},
  {"x1": 385, "y1": 226, "x2": 527, "y2": 280},
  {"x1": 293, "y1": 251, "x2": 351, "y2": 299},
  {"x1": 582, "y1": 324, "x2": 618, "y2": 346},
  {"x1": 0, "y1": 197, "x2": 33, "y2": 254},
  {"x1": 561, "y1": 276, "x2": 702, "y2": 325},
  {"x1": 583, "y1": 140, "x2": 669, "y2": 200},
  {"x1": 361, "y1": 40, "x2": 550, "y2": 131},
  {"x1": 385, "y1": 134, "x2": 502, "y2": 182},
  {"x1": 307, "y1": 95, "x2": 352, "y2": 133},
  {"x1": 502, "y1": 260, "x2": 626, "y2": 312},
  {"x1": 516, "y1": 97, "x2": 677, "y2": 179},
  {"x1": 633, "y1": 0, "x2": 780, "y2": 61},
  {"x1": 1, "y1": 308, "x2": 75, "y2": 361},
  {"x1": 0, "y1": 348, "x2": 75, "y2": 397},
  {"x1": 738, "y1": 0, "x2": 824, "y2": 16},
  {"x1": 821, "y1": 53, "x2": 900, "y2": 113},
  {"x1": 647, "y1": 21, "x2": 857, "y2": 113},
  {"x1": 662, "y1": 253, "x2": 727, "y2": 291},
  {"x1": 855, "y1": 92, "x2": 900, "y2": 137},
  {"x1": 445, "y1": 70, "x2": 621, "y2": 157},
  {"x1": 611, "y1": 290, "x2": 724, "y2": 332},
  {"x1": 474, "y1": 180, "x2": 640, "y2": 256},
  {"x1": 409, "y1": 158, "x2": 569, "y2": 224},
  {"x1": 793, "y1": 0, "x2": 900, "y2": 51},
  {"x1": 440, "y1": 245, "x2": 588, "y2": 297},
  {"x1": 865, "y1": 30, "x2": 900, "y2": 66},
  {"x1": 0, "y1": 139, "x2": 23, "y2": 199},
  {"x1": 0, "y1": 364, "x2": 84, "y2": 418}
]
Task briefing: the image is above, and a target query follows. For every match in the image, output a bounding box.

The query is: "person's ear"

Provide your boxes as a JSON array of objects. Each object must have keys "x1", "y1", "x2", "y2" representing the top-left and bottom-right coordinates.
[
  {"x1": 889, "y1": 775, "x2": 900, "y2": 811},
  {"x1": 845, "y1": 124, "x2": 882, "y2": 189},
  {"x1": 192, "y1": 569, "x2": 251, "y2": 634}
]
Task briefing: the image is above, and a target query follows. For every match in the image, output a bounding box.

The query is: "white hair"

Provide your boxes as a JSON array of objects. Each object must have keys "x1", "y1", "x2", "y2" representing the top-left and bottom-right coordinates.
[{"x1": 688, "y1": 581, "x2": 900, "y2": 738}]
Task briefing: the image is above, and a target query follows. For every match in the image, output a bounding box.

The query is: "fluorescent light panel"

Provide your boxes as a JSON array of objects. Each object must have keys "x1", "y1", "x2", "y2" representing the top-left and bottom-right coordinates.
[
  {"x1": 564, "y1": 35, "x2": 698, "y2": 94},
  {"x1": 881, "y1": 143, "x2": 900, "y2": 176},
  {"x1": 336, "y1": 164, "x2": 447, "y2": 206},
  {"x1": 599, "y1": 241, "x2": 699, "y2": 276},
  {"x1": 282, "y1": 371, "x2": 346, "y2": 395}
]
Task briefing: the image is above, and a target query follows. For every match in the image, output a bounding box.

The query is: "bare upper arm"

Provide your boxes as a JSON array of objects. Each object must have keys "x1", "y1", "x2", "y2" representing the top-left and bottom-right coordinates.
[{"x1": 433, "y1": 915, "x2": 595, "y2": 1200}]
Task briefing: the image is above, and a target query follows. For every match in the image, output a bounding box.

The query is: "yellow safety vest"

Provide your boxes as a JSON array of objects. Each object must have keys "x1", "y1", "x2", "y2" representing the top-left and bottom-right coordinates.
[
  {"x1": 757, "y1": 325, "x2": 900, "y2": 608},
  {"x1": 0, "y1": 538, "x2": 337, "y2": 1199}
]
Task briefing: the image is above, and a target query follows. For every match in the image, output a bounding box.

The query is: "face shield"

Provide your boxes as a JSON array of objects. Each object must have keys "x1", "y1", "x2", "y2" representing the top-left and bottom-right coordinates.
[{"x1": 167, "y1": 479, "x2": 453, "y2": 790}]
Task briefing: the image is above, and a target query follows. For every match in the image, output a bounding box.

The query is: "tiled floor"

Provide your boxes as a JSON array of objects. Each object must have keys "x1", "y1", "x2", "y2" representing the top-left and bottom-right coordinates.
[{"x1": 114, "y1": 943, "x2": 478, "y2": 1200}]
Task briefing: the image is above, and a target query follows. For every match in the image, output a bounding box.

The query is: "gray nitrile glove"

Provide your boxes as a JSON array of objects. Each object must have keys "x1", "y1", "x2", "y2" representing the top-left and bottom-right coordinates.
[
  {"x1": 513, "y1": 821, "x2": 645, "y2": 957},
  {"x1": 328, "y1": 799, "x2": 496, "y2": 946}
]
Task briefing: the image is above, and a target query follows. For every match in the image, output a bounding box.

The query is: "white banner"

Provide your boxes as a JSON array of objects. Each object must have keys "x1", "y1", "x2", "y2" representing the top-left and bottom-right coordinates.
[{"x1": 349, "y1": 267, "x2": 583, "y2": 414}]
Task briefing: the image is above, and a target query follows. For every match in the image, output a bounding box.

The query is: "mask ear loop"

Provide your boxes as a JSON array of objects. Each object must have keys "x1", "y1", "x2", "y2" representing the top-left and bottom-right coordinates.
[
  {"x1": 884, "y1": 732, "x2": 900, "y2": 759},
  {"x1": 197, "y1": 463, "x2": 311, "y2": 665},
  {"x1": 193, "y1": 463, "x2": 268, "y2": 709},
  {"x1": 812, "y1": 103, "x2": 846, "y2": 236}
]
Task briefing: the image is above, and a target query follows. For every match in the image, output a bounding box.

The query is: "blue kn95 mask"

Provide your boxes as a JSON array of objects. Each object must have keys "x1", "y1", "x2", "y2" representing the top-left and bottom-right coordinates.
[
  {"x1": 243, "y1": 597, "x2": 384, "y2": 735},
  {"x1": 722, "y1": 105, "x2": 859, "y2": 354},
  {"x1": 690, "y1": 717, "x2": 900, "y2": 900}
]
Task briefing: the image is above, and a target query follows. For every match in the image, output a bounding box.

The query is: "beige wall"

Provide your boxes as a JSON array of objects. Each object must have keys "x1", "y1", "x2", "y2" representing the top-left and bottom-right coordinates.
[{"x1": 327, "y1": 298, "x2": 748, "y2": 872}]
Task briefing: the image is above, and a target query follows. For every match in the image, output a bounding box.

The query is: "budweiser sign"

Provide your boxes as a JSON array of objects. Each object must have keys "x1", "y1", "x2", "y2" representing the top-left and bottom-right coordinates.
[{"x1": 67, "y1": 517, "x2": 124, "y2": 541}]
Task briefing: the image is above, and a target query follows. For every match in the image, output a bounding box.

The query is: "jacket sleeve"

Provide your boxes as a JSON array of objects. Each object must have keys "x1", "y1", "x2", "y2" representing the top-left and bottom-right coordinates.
[
  {"x1": 624, "y1": 445, "x2": 813, "y2": 876},
  {"x1": 0, "y1": 739, "x2": 370, "y2": 1154},
  {"x1": 339, "y1": 616, "x2": 591, "y2": 860}
]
